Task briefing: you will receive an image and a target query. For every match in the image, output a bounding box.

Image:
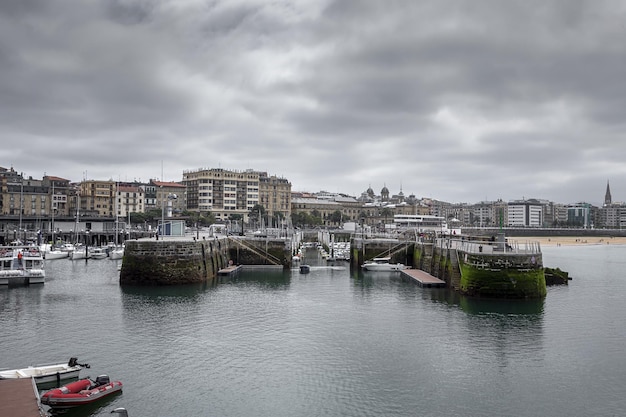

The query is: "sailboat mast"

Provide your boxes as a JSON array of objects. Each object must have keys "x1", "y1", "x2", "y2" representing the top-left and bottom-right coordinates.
[
  {"x1": 51, "y1": 182, "x2": 55, "y2": 244},
  {"x1": 114, "y1": 182, "x2": 119, "y2": 245}
]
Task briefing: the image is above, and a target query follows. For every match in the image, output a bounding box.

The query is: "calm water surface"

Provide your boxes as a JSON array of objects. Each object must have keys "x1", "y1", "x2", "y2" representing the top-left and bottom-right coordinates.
[{"x1": 1, "y1": 245, "x2": 626, "y2": 417}]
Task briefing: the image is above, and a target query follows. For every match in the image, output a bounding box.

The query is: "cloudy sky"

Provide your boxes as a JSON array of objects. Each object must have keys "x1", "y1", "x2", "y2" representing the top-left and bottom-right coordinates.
[{"x1": 1, "y1": 0, "x2": 625, "y2": 205}]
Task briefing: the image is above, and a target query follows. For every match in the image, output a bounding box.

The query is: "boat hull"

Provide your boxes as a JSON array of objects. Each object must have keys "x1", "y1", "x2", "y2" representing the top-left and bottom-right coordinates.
[
  {"x1": 69, "y1": 250, "x2": 89, "y2": 260},
  {"x1": 0, "y1": 364, "x2": 82, "y2": 384},
  {"x1": 41, "y1": 379, "x2": 123, "y2": 408},
  {"x1": 44, "y1": 250, "x2": 69, "y2": 260},
  {"x1": 361, "y1": 263, "x2": 405, "y2": 271}
]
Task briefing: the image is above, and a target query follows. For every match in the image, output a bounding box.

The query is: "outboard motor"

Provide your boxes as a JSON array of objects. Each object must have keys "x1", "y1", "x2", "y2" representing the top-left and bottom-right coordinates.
[
  {"x1": 95, "y1": 375, "x2": 110, "y2": 386},
  {"x1": 68, "y1": 357, "x2": 78, "y2": 367}
]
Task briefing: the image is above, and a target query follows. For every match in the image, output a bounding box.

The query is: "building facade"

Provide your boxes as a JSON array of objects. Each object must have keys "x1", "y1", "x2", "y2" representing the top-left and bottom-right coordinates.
[
  {"x1": 258, "y1": 173, "x2": 292, "y2": 219},
  {"x1": 79, "y1": 179, "x2": 115, "y2": 217},
  {"x1": 507, "y1": 199, "x2": 543, "y2": 227},
  {"x1": 183, "y1": 168, "x2": 291, "y2": 222},
  {"x1": 151, "y1": 181, "x2": 187, "y2": 217}
]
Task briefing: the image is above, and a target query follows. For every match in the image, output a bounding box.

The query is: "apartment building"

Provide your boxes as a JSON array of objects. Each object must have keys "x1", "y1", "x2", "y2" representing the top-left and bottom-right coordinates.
[
  {"x1": 182, "y1": 168, "x2": 261, "y2": 222},
  {"x1": 116, "y1": 184, "x2": 145, "y2": 218},
  {"x1": 79, "y1": 179, "x2": 115, "y2": 217},
  {"x1": 258, "y1": 173, "x2": 292, "y2": 219},
  {"x1": 151, "y1": 181, "x2": 186, "y2": 217}
]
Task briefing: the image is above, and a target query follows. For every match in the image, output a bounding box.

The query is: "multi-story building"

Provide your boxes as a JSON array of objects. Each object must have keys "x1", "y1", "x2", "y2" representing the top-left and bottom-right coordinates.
[
  {"x1": 116, "y1": 184, "x2": 145, "y2": 219},
  {"x1": 44, "y1": 176, "x2": 72, "y2": 217},
  {"x1": 79, "y1": 179, "x2": 115, "y2": 217},
  {"x1": 182, "y1": 168, "x2": 264, "y2": 222},
  {"x1": 144, "y1": 181, "x2": 158, "y2": 211},
  {"x1": 507, "y1": 199, "x2": 543, "y2": 227},
  {"x1": 1, "y1": 173, "x2": 47, "y2": 217},
  {"x1": 292, "y1": 191, "x2": 426, "y2": 228},
  {"x1": 152, "y1": 181, "x2": 187, "y2": 217},
  {"x1": 258, "y1": 173, "x2": 292, "y2": 220},
  {"x1": 567, "y1": 203, "x2": 592, "y2": 228}
]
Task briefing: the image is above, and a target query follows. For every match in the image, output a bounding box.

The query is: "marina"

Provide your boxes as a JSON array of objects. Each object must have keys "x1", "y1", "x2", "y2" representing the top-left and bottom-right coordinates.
[{"x1": 1, "y1": 244, "x2": 626, "y2": 416}]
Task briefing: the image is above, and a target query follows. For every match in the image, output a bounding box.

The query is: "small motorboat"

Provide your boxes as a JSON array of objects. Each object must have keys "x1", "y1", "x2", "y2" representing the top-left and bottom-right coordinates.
[
  {"x1": 299, "y1": 264, "x2": 311, "y2": 274},
  {"x1": 41, "y1": 375, "x2": 123, "y2": 408},
  {"x1": 0, "y1": 357, "x2": 89, "y2": 385},
  {"x1": 361, "y1": 257, "x2": 406, "y2": 272}
]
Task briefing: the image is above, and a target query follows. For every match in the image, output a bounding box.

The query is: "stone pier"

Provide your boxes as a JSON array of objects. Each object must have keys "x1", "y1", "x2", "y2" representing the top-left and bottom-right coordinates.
[{"x1": 119, "y1": 236, "x2": 293, "y2": 286}]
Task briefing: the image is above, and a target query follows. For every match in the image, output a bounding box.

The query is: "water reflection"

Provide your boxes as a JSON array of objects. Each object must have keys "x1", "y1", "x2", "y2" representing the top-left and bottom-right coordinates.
[
  {"x1": 120, "y1": 281, "x2": 212, "y2": 301},
  {"x1": 218, "y1": 268, "x2": 292, "y2": 289},
  {"x1": 459, "y1": 296, "x2": 545, "y2": 316}
]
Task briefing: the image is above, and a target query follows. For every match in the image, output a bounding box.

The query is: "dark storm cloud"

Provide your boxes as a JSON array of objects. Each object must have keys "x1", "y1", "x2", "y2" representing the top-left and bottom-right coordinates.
[{"x1": 1, "y1": 0, "x2": 626, "y2": 204}]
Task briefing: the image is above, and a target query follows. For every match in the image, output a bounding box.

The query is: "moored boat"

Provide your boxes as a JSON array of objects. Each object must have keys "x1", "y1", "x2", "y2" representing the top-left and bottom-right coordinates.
[
  {"x1": 44, "y1": 250, "x2": 69, "y2": 260},
  {"x1": 0, "y1": 357, "x2": 89, "y2": 385},
  {"x1": 108, "y1": 244, "x2": 124, "y2": 260},
  {"x1": 361, "y1": 257, "x2": 405, "y2": 272},
  {"x1": 0, "y1": 245, "x2": 46, "y2": 285},
  {"x1": 88, "y1": 247, "x2": 109, "y2": 259},
  {"x1": 69, "y1": 245, "x2": 89, "y2": 260},
  {"x1": 41, "y1": 375, "x2": 122, "y2": 408}
]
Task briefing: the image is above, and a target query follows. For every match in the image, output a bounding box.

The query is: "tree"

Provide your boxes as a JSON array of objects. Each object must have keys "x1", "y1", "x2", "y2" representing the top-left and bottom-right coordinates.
[
  {"x1": 328, "y1": 210, "x2": 343, "y2": 225},
  {"x1": 249, "y1": 204, "x2": 266, "y2": 228},
  {"x1": 291, "y1": 211, "x2": 323, "y2": 228}
]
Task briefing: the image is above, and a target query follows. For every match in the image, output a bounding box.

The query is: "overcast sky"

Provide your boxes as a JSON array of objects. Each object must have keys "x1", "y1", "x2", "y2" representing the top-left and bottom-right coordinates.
[{"x1": 1, "y1": 0, "x2": 625, "y2": 205}]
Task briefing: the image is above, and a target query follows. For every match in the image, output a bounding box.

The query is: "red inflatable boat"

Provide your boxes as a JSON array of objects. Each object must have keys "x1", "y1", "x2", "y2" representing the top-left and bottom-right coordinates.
[{"x1": 40, "y1": 375, "x2": 122, "y2": 408}]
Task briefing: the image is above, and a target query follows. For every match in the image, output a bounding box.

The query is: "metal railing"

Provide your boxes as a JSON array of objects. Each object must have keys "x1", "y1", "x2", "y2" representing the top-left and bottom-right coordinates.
[{"x1": 447, "y1": 238, "x2": 541, "y2": 255}]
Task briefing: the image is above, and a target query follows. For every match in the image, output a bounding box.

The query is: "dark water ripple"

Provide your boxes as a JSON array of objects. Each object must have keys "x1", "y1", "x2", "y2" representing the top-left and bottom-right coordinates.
[{"x1": 1, "y1": 246, "x2": 626, "y2": 416}]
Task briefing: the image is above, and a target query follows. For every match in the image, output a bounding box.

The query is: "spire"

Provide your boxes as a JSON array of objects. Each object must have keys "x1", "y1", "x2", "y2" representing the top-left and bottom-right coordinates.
[{"x1": 604, "y1": 180, "x2": 612, "y2": 206}]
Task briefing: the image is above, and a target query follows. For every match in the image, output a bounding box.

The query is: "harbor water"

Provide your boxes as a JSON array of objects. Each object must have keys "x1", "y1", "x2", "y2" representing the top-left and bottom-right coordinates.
[{"x1": 1, "y1": 244, "x2": 626, "y2": 417}]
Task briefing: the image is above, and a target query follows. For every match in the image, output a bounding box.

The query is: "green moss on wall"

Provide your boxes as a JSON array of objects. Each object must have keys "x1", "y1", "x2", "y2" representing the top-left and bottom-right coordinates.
[{"x1": 459, "y1": 264, "x2": 546, "y2": 298}]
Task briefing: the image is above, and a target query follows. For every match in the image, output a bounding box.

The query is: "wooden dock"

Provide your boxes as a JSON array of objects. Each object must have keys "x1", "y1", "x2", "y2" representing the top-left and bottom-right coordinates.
[
  {"x1": 217, "y1": 265, "x2": 243, "y2": 276},
  {"x1": 401, "y1": 269, "x2": 446, "y2": 288},
  {"x1": 0, "y1": 378, "x2": 47, "y2": 417}
]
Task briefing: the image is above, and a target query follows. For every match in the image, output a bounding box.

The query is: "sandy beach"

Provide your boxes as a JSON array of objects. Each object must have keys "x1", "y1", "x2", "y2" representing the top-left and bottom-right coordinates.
[{"x1": 518, "y1": 236, "x2": 626, "y2": 246}]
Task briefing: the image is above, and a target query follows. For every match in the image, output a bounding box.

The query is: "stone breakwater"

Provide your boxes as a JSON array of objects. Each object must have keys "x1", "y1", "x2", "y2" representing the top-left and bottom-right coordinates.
[
  {"x1": 119, "y1": 239, "x2": 230, "y2": 285},
  {"x1": 119, "y1": 237, "x2": 292, "y2": 286}
]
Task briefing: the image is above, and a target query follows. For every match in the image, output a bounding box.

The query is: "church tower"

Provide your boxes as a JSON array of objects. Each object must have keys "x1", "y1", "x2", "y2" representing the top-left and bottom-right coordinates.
[{"x1": 604, "y1": 180, "x2": 612, "y2": 206}]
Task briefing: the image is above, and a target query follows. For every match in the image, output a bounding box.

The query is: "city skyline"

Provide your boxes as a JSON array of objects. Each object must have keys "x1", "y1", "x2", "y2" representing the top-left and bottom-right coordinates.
[
  {"x1": 2, "y1": 164, "x2": 616, "y2": 208},
  {"x1": 2, "y1": 1, "x2": 626, "y2": 205}
]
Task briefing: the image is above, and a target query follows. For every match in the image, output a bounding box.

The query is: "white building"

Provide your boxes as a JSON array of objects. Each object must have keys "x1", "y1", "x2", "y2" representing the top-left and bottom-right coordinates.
[{"x1": 507, "y1": 200, "x2": 543, "y2": 227}]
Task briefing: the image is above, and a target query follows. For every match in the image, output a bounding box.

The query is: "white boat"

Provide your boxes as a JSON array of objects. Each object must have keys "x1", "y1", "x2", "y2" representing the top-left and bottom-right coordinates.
[
  {"x1": 44, "y1": 249, "x2": 69, "y2": 260},
  {"x1": 89, "y1": 247, "x2": 109, "y2": 260},
  {"x1": 361, "y1": 257, "x2": 406, "y2": 272},
  {"x1": 0, "y1": 357, "x2": 89, "y2": 385},
  {"x1": 109, "y1": 246, "x2": 124, "y2": 260},
  {"x1": 69, "y1": 245, "x2": 89, "y2": 260},
  {"x1": 0, "y1": 245, "x2": 46, "y2": 285}
]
